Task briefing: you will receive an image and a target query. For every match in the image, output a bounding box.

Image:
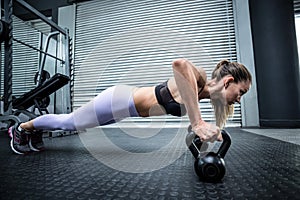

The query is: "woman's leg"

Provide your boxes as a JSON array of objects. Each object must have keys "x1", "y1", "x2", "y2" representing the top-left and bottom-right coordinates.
[{"x1": 20, "y1": 85, "x2": 140, "y2": 131}]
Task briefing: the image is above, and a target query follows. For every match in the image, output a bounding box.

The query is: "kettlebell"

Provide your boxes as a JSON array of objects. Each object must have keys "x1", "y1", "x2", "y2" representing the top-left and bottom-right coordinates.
[{"x1": 186, "y1": 127, "x2": 231, "y2": 182}]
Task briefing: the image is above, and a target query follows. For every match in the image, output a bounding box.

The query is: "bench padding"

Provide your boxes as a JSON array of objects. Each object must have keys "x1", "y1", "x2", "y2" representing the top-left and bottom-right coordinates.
[{"x1": 12, "y1": 73, "x2": 70, "y2": 110}]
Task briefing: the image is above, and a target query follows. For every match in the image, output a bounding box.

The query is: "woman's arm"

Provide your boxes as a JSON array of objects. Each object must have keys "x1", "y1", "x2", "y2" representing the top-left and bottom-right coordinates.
[
  {"x1": 172, "y1": 59, "x2": 204, "y2": 127},
  {"x1": 172, "y1": 59, "x2": 221, "y2": 142}
]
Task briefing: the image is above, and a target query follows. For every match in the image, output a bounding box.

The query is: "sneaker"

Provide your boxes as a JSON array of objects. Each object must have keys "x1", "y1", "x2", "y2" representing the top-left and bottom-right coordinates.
[
  {"x1": 8, "y1": 124, "x2": 31, "y2": 155},
  {"x1": 29, "y1": 131, "x2": 45, "y2": 152}
]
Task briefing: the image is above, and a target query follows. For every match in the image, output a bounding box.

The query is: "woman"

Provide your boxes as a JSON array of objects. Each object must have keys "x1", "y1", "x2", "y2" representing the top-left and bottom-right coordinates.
[{"x1": 9, "y1": 59, "x2": 252, "y2": 155}]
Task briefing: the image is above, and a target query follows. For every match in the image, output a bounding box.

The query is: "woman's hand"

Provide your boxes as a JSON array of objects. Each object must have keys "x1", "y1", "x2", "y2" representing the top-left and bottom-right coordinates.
[{"x1": 192, "y1": 120, "x2": 222, "y2": 142}]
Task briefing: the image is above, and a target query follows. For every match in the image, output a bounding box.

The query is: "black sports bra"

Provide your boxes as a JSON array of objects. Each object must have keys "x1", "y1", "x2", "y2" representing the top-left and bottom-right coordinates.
[{"x1": 154, "y1": 81, "x2": 187, "y2": 117}]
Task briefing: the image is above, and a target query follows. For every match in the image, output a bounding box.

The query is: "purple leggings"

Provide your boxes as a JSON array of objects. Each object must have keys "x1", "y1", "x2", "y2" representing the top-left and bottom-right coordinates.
[{"x1": 33, "y1": 85, "x2": 140, "y2": 131}]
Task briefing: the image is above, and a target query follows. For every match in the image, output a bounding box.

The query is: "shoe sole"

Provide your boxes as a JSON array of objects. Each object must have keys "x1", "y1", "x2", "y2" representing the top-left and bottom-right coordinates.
[
  {"x1": 10, "y1": 139, "x2": 25, "y2": 155},
  {"x1": 29, "y1": 138, "x2": 42, "y2": 152}
]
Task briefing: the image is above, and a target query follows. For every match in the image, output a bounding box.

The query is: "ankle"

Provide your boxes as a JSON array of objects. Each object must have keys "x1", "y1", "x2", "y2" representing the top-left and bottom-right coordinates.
[
  {"x1": 17, "y1": 124, "x2": 24, "y2": 132},
  {"x1": 19, "y1": 123, "x2": 32, "y2": 132}
]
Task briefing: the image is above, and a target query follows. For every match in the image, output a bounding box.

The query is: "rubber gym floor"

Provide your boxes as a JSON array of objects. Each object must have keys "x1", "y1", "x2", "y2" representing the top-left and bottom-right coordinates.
[{"x1": 0, "y1": 127, "x2": 299, "y2": 200}]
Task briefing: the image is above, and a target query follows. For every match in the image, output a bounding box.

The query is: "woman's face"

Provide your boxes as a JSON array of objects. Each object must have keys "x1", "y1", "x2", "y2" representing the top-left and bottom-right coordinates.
[{"x1": 223, "y1": 79, "x2": 251, "y2": 105}]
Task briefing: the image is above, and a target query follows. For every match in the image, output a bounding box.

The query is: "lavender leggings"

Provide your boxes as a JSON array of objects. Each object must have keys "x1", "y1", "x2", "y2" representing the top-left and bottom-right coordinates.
[{"x1": 33, "y1": 85, "x2": 140, "y2": 131}]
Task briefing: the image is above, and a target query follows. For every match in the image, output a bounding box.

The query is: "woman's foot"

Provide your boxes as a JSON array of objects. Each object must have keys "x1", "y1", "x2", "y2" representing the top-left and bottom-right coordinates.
[{"x1": 8, "y1": 124, "x2": 31, "y2": 155}]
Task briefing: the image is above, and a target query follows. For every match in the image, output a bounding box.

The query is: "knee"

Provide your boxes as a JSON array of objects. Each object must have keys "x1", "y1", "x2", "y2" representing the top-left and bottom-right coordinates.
[{"x1": 20, "y1": 121, "x2": 35, "y2": 131}]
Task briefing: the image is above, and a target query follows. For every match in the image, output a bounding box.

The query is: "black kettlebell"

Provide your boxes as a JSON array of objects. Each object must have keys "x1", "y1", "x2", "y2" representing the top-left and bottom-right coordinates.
[{"x1": 186, "y1": 127, "x2": 231, "y2": 182}]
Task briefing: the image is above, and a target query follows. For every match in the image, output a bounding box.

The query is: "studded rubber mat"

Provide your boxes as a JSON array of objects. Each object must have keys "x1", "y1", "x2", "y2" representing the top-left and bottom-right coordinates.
[{"x1": 0, "y1": 127, "x2": 299, "y2": 200}]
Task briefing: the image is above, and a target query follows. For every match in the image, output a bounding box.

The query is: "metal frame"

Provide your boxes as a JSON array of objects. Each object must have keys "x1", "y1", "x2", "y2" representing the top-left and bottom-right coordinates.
[
  {"x1": 3, "y1": 0, "x2": 13, "y2": 115},
  {"x1": 15, "y1": 0, "x2": 71, "y2": 85},
  {"x1": 37, "y1": 31, "x2": 60, "y2": 86},
  {"x1": 15, "y1": 0, "x2": 67, "y2": 36},
  {"x1": 12, "y1": 37, "x2": 65, "y2": 63},
  {"x1": 0, "y1": 0, "x2": 72, "y2": 128},
  {"x1": 0, "y1": 0, "x2": 20, "y2": 125}
]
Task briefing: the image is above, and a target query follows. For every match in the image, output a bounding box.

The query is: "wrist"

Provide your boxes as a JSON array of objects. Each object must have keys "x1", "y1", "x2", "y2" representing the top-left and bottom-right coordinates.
[{"x1": 192, "y1": 119, "x2": 205, "y2": 128}]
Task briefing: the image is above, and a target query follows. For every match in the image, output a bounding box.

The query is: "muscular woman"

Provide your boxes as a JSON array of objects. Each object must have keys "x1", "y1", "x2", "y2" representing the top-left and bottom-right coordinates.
[{"x1": 9, "y1": 59, "x2": 252, "y2": 154}]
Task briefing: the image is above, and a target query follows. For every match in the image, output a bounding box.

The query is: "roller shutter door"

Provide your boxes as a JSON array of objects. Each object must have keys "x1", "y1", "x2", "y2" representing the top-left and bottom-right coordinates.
[
  {"x1": 294, "y1": 0, "x2": 300, "y2": 13},
  {"x1": 74, "y1": 0, "x2": 241, "y2": 127}
]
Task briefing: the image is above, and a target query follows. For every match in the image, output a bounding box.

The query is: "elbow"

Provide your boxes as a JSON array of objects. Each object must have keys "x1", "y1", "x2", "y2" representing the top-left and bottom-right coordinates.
[{"x1": 172, "y1": 59, "x2": 187, "y2": 70}]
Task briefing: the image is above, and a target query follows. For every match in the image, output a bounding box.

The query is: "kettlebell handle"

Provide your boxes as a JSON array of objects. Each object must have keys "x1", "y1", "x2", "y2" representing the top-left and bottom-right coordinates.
[
  {"x1": 186, "y1": 126, "x2": 232, "y2": 159},
  {"x1": 217, "y1": 129, "x2": 231, "y2": 158}
]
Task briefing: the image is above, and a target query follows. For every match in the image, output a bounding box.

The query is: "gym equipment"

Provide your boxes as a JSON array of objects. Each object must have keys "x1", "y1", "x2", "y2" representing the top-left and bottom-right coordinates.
[
  {"x1": 186, "y1": 127, "x2": 231, "y2": 182},
  {"x1": 32, "y1": 70, "x2": 51, "y2": 111},
  {"x1": 12, "y1": 73, "x2": 70, "y2": 114},
  {"x1": 12, "y1": 37, "x2": 65, "y2": 64},
  {"x1": 0, "y1": 0, "x2": 72, "y2": 128},
  {"x1": 34, "y1": 70, "x2": 50, "y2": 85}
]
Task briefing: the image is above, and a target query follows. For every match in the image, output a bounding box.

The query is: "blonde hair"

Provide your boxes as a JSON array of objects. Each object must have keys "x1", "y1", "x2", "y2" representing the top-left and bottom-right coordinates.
[{"x1": 211, "y1": 60, "x2": 252, "y2": 128}]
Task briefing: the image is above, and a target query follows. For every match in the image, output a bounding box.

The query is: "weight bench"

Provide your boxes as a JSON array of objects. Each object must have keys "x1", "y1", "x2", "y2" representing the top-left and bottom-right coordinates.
[{"x1": 12, "y1": 73, "x2": 70, "y2": 118}]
